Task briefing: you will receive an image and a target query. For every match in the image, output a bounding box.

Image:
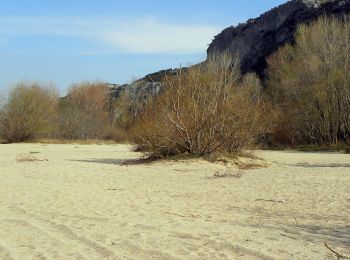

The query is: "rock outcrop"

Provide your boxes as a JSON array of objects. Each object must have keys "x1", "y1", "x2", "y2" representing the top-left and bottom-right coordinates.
[
  {"x1": 108, "y1": 68, "x2": 190, "y2": 100},
  {"x1": 207, "y1": 0, "x2": 350, "y2": 78},
  {"x1": 108, "y1": 69, "x2": 181, "y2": 100}
]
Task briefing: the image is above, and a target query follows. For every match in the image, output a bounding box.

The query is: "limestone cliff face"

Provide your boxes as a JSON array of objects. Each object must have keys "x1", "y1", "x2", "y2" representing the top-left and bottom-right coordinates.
[{"x1": 207, "y1": 0, "x2": 350, "y2": 78}]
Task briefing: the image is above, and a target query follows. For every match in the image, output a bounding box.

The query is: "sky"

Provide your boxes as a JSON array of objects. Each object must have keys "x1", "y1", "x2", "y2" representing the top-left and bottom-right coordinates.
[{"x1": 0, "y1": 0, "x2": 287, "y2": 94}]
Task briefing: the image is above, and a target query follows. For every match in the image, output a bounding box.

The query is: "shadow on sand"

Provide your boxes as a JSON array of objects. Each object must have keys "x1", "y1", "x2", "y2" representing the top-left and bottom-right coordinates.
[
  {"x1": 296, "y1": 163, "x2": 350, "y2": 168},
  {"x1": 68, "y1": 158, "x2": 151, "y2": 166}
]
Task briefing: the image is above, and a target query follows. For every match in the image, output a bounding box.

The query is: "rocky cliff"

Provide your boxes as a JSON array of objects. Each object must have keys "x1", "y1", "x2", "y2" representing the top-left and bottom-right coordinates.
[
  {"x1": 207, "y1": 0, "x2": 350, "y2": 78},
  {"x1": 110, "y1": 0, "x2": 350, "y2": 99}
]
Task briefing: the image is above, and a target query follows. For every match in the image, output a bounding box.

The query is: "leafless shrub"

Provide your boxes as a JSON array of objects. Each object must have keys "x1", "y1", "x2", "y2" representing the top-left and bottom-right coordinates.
[{"x1": 131, "y1": 52, "x2": 272, "y2": 158}]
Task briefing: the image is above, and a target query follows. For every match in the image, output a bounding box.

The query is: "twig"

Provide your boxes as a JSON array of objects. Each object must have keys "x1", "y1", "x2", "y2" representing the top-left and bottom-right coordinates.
[
  {"x1": 164, "y1": 211, "x2": 201, "y2": 219},
  {"x1": 256, "y1": 217, "x2": 263, "y2": 226},
  {"x1": 256, "y1": 199, "x2": 284, "y2": 203},
  {"x1": 324, "y1": 242, "x2": 350, "y2": 259},
  {"x1": 164, "y1": 211, "x2": 187, "y2": 218},
  {"x1": 294, "y1": 217, "x2": 298, "y2": 226},
  {"x1": 281, "y1": 233, "x2": 297, "y2": 240},
  {"x1": 174, "y1": 169, "x2": 199, "y2": 172},
  {"x1": 146, "y1": 196, "x2": 152, "y2": 204}
]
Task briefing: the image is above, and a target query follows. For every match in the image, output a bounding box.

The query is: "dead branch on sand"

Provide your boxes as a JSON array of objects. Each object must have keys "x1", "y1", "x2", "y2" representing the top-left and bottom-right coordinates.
[
  {"x1": 255, "y1": 199, "x2": 284, "y2": 203},
  {"x1": 324, "y1": 242, "x2": 350, "y2": 259},
  {"x1": 209, "y1": 169, "x2": 244, "y2": 179}
]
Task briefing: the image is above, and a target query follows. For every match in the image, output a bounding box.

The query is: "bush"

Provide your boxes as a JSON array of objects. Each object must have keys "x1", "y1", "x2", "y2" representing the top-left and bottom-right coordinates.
[
  {"x1": 131, "y1": 53, "x2": 272, "y2": 157},
  {"x1": 267, "y1": 16, "x2": 350, "y2": 145},
  {"x1": 0, "y1": 83, "x2": 59, "y2": 143}
]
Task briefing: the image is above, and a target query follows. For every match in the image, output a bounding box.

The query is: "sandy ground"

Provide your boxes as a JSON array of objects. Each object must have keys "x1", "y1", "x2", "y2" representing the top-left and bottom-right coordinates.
[{"x1": 0, "y1": 143, "x2": 349, "y2": 260}]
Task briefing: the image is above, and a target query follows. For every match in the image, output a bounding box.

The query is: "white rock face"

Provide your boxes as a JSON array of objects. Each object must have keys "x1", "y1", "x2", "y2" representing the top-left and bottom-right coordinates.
[{"x1": 303, "y1": 0, "x2": 337, "y2": 8}]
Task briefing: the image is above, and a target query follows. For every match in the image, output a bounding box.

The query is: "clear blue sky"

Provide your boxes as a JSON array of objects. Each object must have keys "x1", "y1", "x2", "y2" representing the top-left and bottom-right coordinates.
[{"x1": 0, "y1": 0, "x2": 287, "y2": 94}]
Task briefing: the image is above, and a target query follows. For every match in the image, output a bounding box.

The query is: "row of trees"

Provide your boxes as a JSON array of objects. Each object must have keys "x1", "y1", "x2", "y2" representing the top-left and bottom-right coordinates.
[
  {"x1": 0, "y1": 82, "x2": 121, "y2": 142},
  {"x1": 1, "y1": 16, "x2": 349, "y2": 156}
]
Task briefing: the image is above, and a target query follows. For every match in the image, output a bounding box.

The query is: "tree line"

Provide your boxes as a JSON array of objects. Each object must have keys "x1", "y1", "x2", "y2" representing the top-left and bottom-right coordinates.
[{"x1": 1, "y1": 16, "x2": 349, "y2": 156}]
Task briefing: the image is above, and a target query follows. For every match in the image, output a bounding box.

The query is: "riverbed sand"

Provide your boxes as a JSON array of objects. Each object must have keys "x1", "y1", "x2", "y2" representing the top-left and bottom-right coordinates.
[{"x1": 0, "y1": 143, "x2": 349, "y2": 259}]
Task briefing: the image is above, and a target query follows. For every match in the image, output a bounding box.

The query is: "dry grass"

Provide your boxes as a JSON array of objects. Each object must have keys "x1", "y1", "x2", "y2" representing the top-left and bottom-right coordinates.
[
  {"x1": 211, "y1": 168, "x2": 244, "y2": 179},
  {"x1": 208, "y1": 151, "x2": 267, "y2": 170},
  {"x1": 27, "y1": 138, "x2": 119, "y2": 145},
  {"x1": 16, "y1": 154, "x2": 48, "y2": 162}
]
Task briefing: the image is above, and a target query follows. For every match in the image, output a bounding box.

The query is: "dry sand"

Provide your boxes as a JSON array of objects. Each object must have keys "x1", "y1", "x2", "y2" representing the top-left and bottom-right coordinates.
[{"x1": 0, "y1": 143, "x2": 349, "y2": 259}]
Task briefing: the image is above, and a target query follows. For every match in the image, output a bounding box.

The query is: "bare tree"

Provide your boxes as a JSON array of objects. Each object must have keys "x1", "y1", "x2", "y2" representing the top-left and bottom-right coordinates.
[
  {"x1": 267, "y1": 16, "x2": 350, "y2": 145},
  {"x1": 58, "y1": 82, "x2": 110, "y2": 140},
  {"x1": 0, "y1": 82, "x2": 59, "y2": 142}
]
